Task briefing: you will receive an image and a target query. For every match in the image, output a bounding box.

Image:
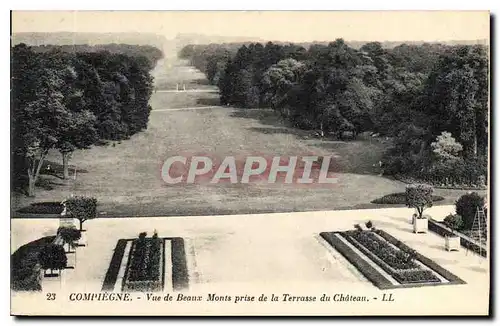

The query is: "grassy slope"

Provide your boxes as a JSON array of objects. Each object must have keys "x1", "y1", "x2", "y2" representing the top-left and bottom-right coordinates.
[{"x1": 11, "y1": 58, "x2": 485, "y2": 217}]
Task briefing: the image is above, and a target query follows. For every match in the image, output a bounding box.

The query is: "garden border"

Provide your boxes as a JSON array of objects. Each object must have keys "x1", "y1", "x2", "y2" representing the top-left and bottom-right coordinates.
[{"x1": 393, "y1": 174, "x2": 487, "y2": 191}]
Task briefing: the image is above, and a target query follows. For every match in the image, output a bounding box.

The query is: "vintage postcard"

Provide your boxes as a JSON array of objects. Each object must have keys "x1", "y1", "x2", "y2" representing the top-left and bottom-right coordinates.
[{"x1": 10, "y1": 10, "x2": 490, "y2": 316}]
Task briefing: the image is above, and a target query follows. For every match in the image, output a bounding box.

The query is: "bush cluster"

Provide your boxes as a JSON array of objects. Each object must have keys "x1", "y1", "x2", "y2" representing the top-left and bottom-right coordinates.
[{"x1": 455, "y1": 192, "x2": 486, "y2": 231}]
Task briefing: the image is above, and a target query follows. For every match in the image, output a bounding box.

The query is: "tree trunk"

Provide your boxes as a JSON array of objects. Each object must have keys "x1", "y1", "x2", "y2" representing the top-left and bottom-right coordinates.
[
  {"x1": 473, "y1": 133, "x2": 478, "y2": 158},
  {"x1": 26, "y1": 153, "x2": 46, "y2": 197},
  {"x1": 62, "y1": 152, "x2": 71, "y2": 179},
  {"x1": 79, "y1": 219, "x2": 83, "y2": 232},
  {"x1": 27, "y1": 173, "x2": 35, "y2": 197}
]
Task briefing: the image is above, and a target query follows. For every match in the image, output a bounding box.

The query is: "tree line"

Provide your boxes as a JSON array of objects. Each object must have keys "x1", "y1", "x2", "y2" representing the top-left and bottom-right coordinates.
[
  {"x1": 179, "y1": 40, "x2": 488, "y2": 187},
  {"x1": 12, "y1": 43, "x2": 163, "y2": 196}
]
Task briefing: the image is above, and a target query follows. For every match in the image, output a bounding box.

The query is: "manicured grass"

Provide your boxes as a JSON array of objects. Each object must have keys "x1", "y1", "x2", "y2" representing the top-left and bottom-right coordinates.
[
  {"x1": 371, "y1": 192, "x2": 445, "y2": 205},
  {"x1": 11, "y1": 57, "x2": 483, "y2": 217},
  {"x1": 101, "y1": 239, "x2": 128, "y2": 291}
]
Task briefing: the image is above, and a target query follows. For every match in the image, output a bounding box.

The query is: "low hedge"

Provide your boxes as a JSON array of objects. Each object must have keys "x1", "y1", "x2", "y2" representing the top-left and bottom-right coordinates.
[
  {"x1": 171, "y1": 237, "x2": 189, "y2": 291},
  {"x1": 101, "y1": 239, "x2": 128, "y2": 291},
  {"x1": 428, "y1": 219, "x2": 487, "y2": 258},
  {"x1": 371, "y1": 192, "x2": 444, "y2": 205},
  {"x1": 320, "y1": 232, "x2": 394, "y2": 290}
]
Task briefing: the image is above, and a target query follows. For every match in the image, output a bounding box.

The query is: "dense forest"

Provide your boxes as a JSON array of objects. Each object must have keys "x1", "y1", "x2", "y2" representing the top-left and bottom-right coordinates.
[
  {"x1": 179, "y1": 40, "x2": 489, "y2": 188},
  {"x1": 11, "y1": 43, "x2": 163, "y2": 196}
]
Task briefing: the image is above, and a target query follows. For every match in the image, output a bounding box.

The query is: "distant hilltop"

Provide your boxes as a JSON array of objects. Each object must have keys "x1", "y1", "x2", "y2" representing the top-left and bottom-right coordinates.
[{"x1": 11, "y1": 32, "x2": 168, "y2": 48}]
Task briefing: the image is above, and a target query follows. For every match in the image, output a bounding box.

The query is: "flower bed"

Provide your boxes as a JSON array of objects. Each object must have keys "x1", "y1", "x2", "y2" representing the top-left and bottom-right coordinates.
[
  {"x1": 122, "y1": 235, "x2": 165, "y2": 292},
  {"x1": 343, "y1": 230, "x2": 440, "y2": 284},
  {"x1": 103, "y1": 237, "x2": 189, "y2": 292},
  {"x1": 320, "y1": 229, "x2": 466, "y2": 289}
]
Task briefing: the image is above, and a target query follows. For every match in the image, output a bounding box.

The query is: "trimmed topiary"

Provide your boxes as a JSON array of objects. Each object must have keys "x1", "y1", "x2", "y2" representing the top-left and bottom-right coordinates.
[{"x1": 405, "y1": 184, "x2": 434, "y2": 219}]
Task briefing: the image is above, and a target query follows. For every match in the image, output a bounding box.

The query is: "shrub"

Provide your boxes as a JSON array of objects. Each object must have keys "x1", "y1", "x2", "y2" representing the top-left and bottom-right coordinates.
[
  {"x1": 57, "y1": 227, "x2": 82, "y2": 251},
  {"x1": 365, "y1": 221, "x2": 373, "y2": 229},
  {"x1": 11, "y1": 236, "x2": 56, "y2": 291},
  {"x1": 455, "y1": 192, "x2": 485, "y2": 230},
  {"x1": 39, "y1": 244, "x2": 67, "y2": 273},
  {"x1": 405, "y1": 184, "x2": 434, "y2": 218},
  {"x1": 431, "y1": 131, "x2": 463, "y2": 161},
  {"x1": 443, "y1": 214, "x2": 463, "y2": 232}
]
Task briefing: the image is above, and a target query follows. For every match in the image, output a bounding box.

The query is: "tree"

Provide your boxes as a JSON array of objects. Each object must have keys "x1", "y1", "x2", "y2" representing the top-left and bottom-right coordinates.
[
  {"x1": 15, "y1": 68, "x2": 70, "y2": 196},
  {"x1": 65, "y1": 196, "x2": 98, "y2": 232},
  {"x1": 443, "y1": 214, "x2": 463, "y2": 232},
  {"x1": 430, "y1": 131, "x2": 463, "y2": 162},
  {"x1": 422, "y1": 45, "x2": 488, "y2": 160},
  {"x1": 57, "y1": 109, "x2": 98, "y2": 179},
  {"x1": 261, "y1": 58, "x2": 305, "y2": 113},
  {"x1": 405, "y1": 184, "x2": 434, "y2": 219}
]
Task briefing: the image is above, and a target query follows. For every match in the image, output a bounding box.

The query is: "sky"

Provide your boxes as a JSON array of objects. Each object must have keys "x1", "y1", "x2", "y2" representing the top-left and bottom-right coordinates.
[{"x1": 12, "y1": 11, "x2": 490, "y2": 43}]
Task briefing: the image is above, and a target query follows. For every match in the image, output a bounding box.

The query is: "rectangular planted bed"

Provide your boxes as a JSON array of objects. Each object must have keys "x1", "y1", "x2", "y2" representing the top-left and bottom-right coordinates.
[
  {"x1": 101, "y1": 236, "x2": 189, "y2": 292},
  {"x1": 320, "y1": 229, "x2": 466, "y2": 289}
]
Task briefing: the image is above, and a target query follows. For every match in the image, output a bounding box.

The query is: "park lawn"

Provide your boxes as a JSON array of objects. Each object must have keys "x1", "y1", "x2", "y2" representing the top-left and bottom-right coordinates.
[{"x1": 11, "y1": 57, "x2": 484, "y2": 217}]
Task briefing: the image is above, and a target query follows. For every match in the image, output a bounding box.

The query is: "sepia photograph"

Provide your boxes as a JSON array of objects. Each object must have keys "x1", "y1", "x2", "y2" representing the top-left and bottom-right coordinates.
[{"x1": 10, "y1": 10, "x2": 490, "y2": 316}]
